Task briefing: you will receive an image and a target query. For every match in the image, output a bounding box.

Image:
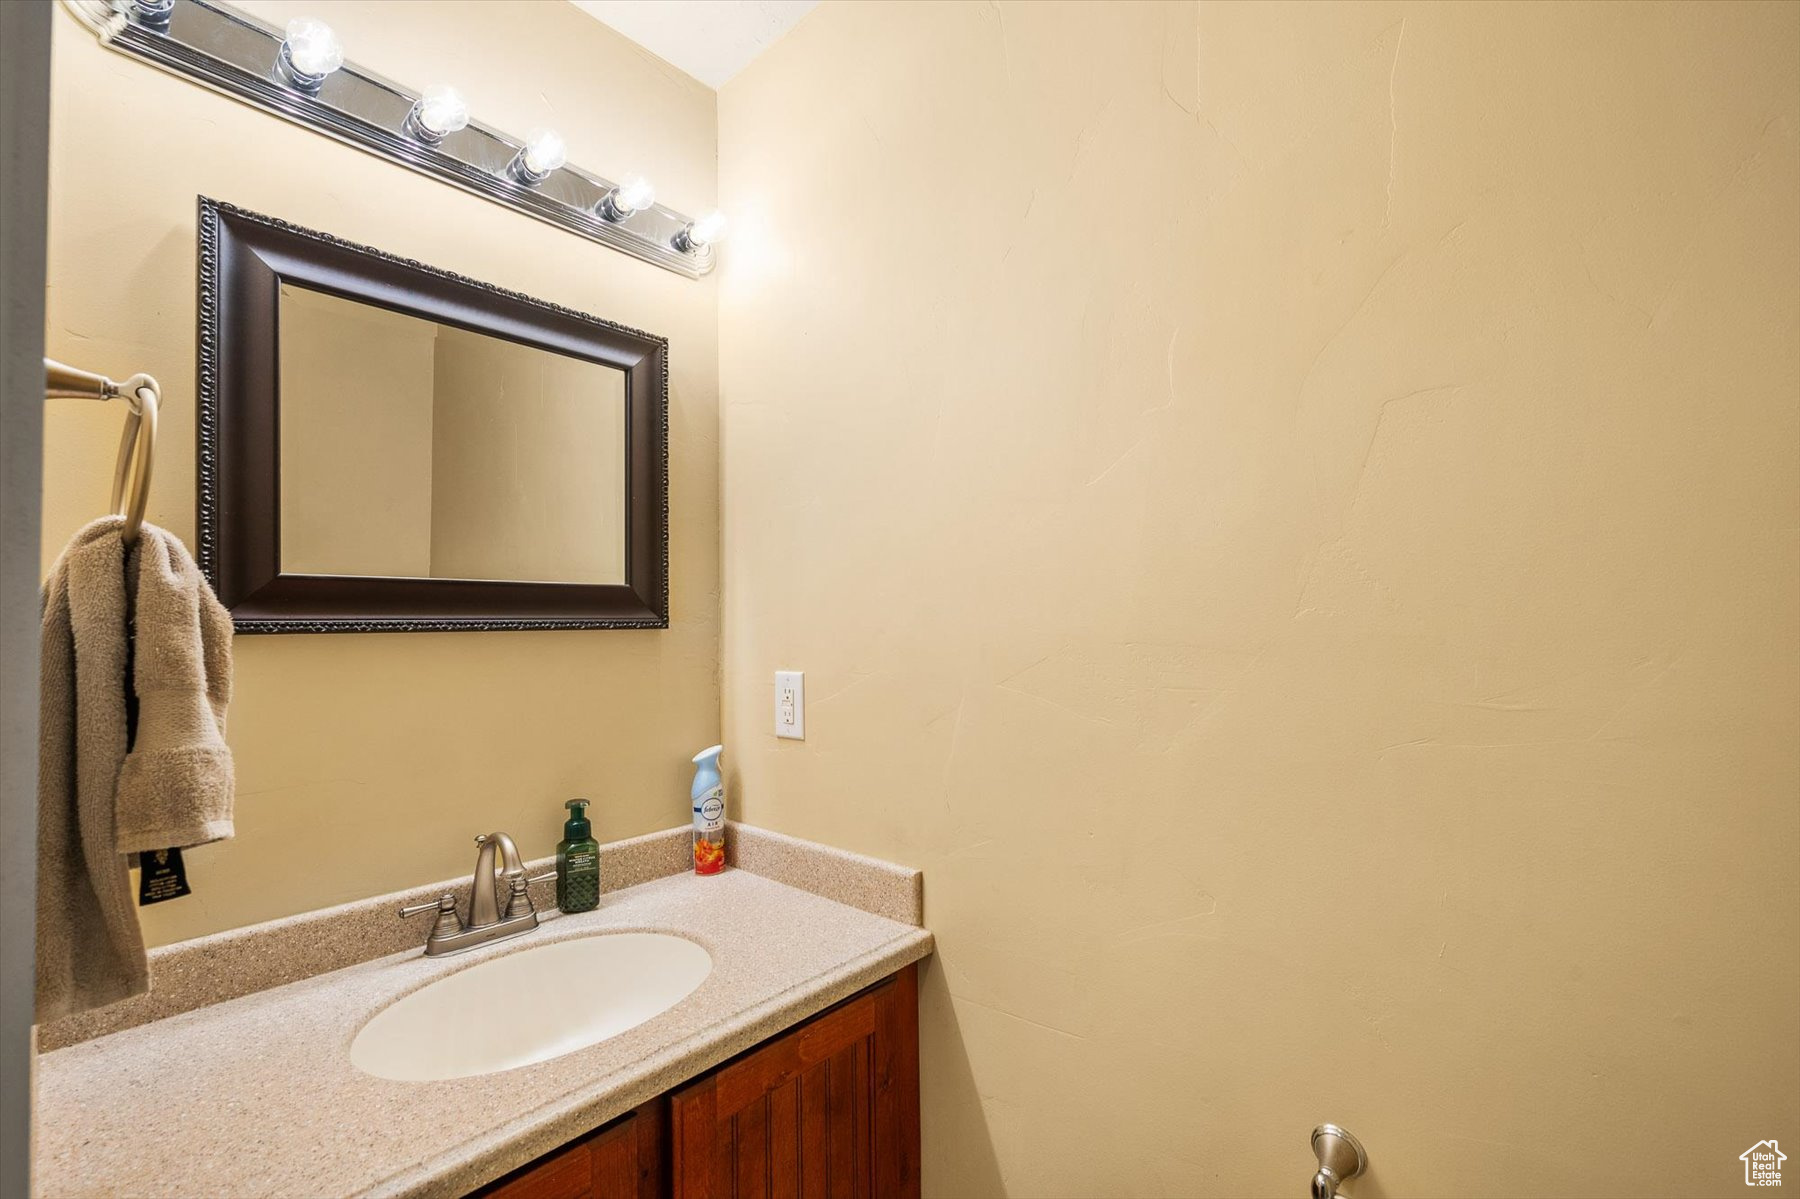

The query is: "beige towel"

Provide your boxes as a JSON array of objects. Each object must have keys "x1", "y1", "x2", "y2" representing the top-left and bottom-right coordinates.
[{"x1": 37, "y1": 516, "x2": 234, "y2": 1022}]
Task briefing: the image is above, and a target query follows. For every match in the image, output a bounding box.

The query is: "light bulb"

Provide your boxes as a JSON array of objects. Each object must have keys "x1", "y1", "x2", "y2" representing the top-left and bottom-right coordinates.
[
  {"x1": 522, "y1": 129, "x2": 567, "y2": 177},
  {"x1": 406, "y1": 84, "x2": 470, "y2": 144},
  {"x1": 600, "y1": 174, "x2": 656, "y2": 221},
  {"x1": 685, "y1": 210, "x2": 727, "y2": 249},
  {"x1": 508, "y1": 128, "x2": 566, "y2": 185},
  {"x1": 279, "y1": 17, "x2": 343, "y2": 88},
  {"x1": 616, "y1": 175, "x2": 656, "y2": 213}
]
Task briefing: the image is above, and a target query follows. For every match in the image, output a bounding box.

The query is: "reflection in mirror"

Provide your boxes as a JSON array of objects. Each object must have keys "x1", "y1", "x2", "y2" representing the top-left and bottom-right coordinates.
[{"x1": 277, "y1": 284, "x2": 627, "y2": 585}]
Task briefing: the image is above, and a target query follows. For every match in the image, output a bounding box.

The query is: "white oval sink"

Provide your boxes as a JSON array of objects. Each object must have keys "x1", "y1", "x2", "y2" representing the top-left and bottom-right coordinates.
[{"x1": 350, "y1": 933, "x2": 712, "y2": 1081}]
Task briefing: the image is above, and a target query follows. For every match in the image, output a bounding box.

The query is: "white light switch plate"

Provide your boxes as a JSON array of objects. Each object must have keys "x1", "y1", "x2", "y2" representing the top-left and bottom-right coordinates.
[{"x1": 775, "y1": 670, "x2": 805, "y2": 740}]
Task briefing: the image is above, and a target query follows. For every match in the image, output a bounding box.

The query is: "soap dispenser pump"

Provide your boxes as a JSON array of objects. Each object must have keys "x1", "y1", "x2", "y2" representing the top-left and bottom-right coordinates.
[{"x1": 556, "y1": 799, "x2": 600, "y2": 913}]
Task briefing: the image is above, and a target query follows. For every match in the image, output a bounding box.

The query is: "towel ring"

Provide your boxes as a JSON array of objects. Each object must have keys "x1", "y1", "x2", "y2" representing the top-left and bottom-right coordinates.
[
  {"x1": 44, "y1": 359, "x2": 160, "y2": 545},
  {"x1": 109, "y1": 376, "x2": 158, "y2": 545}
]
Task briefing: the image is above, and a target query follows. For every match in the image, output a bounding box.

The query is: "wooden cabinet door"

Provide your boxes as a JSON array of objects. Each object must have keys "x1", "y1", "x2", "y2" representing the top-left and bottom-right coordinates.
[
  {"x1": 478, "y1": 1103, "x2": 667, "y2": 1199},
  {"x1": 669, "y1": 964, "x2": 919, "y2": 1199}
]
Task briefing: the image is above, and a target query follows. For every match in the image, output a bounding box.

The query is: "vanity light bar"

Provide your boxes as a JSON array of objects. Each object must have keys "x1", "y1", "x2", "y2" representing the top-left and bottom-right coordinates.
[{"x1": 65, "y1": 0, "x2": 723, "y2": 278}]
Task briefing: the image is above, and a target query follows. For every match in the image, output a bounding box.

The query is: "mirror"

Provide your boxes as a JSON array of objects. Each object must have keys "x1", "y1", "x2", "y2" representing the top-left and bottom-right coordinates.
[
  {"x1": 198, "y1": 198, "x2": 668, "y2": 633},
  {"x1": 277, "y1": 285, "x2": 627, "y2": 586}
]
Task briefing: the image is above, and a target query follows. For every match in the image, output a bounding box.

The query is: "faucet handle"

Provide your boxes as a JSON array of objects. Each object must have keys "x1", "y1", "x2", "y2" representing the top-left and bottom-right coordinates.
[
  {"x1": 399, "y1": 894, "x2": 454, "y2": 919},
  {"x1": 500, "y1": 869, "x2": 562, "y2": 920},
  {"x1": 399, "y1": 893, "x2": 465, "y2": 947},
  {"x1": 502, "y1": 870, "x2": 526, "y2": 920}
]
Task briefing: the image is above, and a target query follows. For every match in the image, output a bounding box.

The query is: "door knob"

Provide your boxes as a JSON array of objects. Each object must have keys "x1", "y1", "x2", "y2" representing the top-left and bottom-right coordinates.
[{"x1": 1310, "y1": 1124, "x2": 1367, "y2": 1198}]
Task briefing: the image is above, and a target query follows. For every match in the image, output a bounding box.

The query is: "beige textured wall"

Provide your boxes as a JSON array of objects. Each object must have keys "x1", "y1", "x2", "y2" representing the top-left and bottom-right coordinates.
[
  {"x1": 429, "y1": 327, "x2": 627, "y2": 584},
  {"x1": 278, "y1": 286, "x2": 436, "y2": 578},
  {"x1": 276, "y1": 290, "x2": 627, "y2": 584},
  {"x1": 718, "y1": 3, "x2": 1800, "y2": 1196},
  {"x1": 43, "y1": 0, "x2": 720, "y2": 946}
]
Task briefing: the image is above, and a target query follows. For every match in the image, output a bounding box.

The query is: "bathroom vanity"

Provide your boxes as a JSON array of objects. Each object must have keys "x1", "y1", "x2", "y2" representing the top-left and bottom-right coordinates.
[
  {"x1": 477, "y1": 963, "x2": 918, "y2": 1198},
  {"x1": 32, "y1": 826, "x2": 930, "y2": 1199}
]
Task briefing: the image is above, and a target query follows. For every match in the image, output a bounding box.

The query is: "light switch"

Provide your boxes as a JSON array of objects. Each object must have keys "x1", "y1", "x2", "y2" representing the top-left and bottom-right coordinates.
[{"x1": 775, "y1": 670, "x2": 805, "y2": 740}]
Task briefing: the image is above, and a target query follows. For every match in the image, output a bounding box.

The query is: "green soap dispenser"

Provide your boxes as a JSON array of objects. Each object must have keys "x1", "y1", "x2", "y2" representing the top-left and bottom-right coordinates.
[{"x1": 556, "y1": 799, "x2": 600, "y2": 913}]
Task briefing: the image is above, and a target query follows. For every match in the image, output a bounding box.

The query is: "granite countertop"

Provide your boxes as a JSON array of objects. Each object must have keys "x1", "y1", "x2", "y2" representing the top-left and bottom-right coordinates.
[{"x1": 34, "y1": 866, "x2": 934, "y2": 1198}]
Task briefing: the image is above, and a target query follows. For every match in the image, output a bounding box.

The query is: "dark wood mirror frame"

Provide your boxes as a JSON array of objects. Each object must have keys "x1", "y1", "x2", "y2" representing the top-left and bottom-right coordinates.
[{"x1": 196, "y1": 197, "x2": 668, "y2": 633}]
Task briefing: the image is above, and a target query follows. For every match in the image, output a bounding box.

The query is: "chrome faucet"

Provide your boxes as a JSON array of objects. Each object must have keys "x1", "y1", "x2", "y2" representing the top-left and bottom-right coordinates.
[{"x1": 398, "y1": 831, "x2": 556, "y2": 957}]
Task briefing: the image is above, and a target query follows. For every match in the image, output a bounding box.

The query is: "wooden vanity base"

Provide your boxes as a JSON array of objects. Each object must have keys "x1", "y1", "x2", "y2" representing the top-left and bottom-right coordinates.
[{"x1": 475, "y1": 963, "x2": 920, "y2": 1199}]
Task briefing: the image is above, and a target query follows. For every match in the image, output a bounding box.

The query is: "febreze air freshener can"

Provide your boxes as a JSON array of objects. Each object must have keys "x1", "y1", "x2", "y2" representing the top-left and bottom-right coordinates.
[{"x1": 691, "y1": 744, "x2": 725, "y2": 874}]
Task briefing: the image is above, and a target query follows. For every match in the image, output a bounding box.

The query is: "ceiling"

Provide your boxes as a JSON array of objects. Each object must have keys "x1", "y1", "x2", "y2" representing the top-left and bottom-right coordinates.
[{"x1": 569, "y1": 1, "x2": 819, "y2": 90}]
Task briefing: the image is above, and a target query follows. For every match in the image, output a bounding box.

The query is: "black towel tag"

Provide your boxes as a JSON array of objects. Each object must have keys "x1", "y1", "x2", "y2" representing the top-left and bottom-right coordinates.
[{"x1": 138, "y1": 847, "x2": 191, "y2": 905}]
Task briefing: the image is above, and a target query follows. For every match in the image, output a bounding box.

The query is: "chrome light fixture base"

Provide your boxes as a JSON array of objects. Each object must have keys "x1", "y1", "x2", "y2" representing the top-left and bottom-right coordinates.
[
  {"x1": 127, "y1": 0, "x2": 173, "y2": 32},
  {"x1": 598, "y1": 190, "x2": 635, "y2": 223},
  {"x1": 65, "y1": 0, "x2": 716, "y2": 278},
  {"x1": 400, "y1": 104, "x2": 450, "y2": 147},
  {"x1": 507, "y1": 153, "x2": 551, "y2": 187},
  {"x1": 271, "y1": 40, "x2": 326, "y2": 94}
]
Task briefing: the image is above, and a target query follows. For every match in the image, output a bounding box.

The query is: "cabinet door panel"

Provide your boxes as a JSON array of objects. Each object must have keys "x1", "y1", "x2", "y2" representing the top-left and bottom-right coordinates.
[
  {"x1": 476, "y1": 1105, "x2": 664, "y2": 1199},
  {"x1": 768, "y1": 1076, "x2": 801, "y2": 1199},
  {"x1": 715, "y1": 992, "x2": 876, "y2": 1114},
  {"x1": 591, "y1": 1115, "x2": 642, "y2": 1198},
  {"x1": 735, "y1": 1093, "x2": 770, "y2": 1198},
  {"x1": 671, "y1": 965, "x2": 917, "y2": 1199},
  {"x1": 483, "y1": 1144, "x2": 592, "y2": 1199},
  {"x1": 798, "y1": 1065, "x2": 830, "y2": 1199},
  {"x1": 870, "y1": 966, "x2": 920, "y2": 1199},
  {"x1": 823, "y1": 1043, "x2": 866, "y2": 1198}
]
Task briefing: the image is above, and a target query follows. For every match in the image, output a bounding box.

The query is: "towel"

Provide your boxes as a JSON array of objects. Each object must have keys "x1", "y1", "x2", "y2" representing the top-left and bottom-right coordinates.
[{"x1": 37, "y1": 516, "x2": 235, "y2": 1022}]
